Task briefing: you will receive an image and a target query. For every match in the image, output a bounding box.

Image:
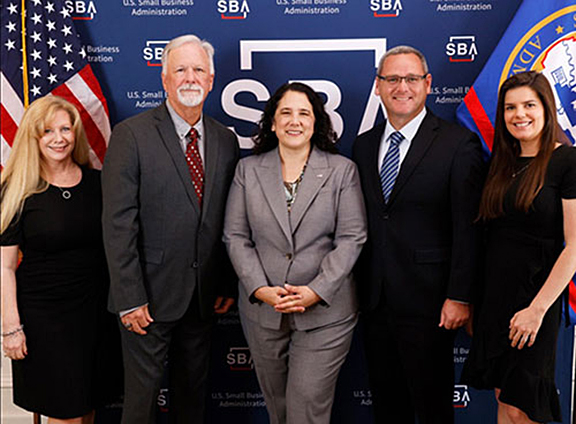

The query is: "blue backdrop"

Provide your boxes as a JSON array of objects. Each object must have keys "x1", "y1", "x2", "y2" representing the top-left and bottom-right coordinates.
[{"x1": 70, "y1": 1, "x2": 575, "y2": 422}]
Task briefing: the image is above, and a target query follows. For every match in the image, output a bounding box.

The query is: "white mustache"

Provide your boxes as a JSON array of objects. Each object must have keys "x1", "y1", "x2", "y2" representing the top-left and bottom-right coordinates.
[{"x1": 178, "y1": 84, "x2": 203, "y2": 95}]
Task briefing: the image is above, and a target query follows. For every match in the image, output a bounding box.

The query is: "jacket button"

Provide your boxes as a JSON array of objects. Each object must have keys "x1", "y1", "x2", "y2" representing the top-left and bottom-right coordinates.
[
  {"x1": 382, "y1": 213, "x2": 389, "y2": 220},
  {"x1": 192, "y1": 261, "x2": 199, "y2": 268},
  {"x1": 285, "y1": 253, "x2": 293, "y2": 260}
]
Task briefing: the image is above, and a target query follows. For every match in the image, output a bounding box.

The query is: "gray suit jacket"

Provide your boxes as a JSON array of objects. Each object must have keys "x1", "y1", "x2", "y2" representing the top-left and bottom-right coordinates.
[
  {"x1": 223, "y1": 147, "x2": 367, "y2": 330},
  {"x1": 102, "y1": 102, "x2": 239, "y2": 322}
]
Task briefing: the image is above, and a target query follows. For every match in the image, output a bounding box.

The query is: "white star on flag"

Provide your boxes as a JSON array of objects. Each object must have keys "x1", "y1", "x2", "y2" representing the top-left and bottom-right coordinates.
[
  {"x1": 31, "y1": 31, "x2": 42, "y2": 43},
  {"x1": 31, "y1": 13, "x2": 42, "y2": 24}
]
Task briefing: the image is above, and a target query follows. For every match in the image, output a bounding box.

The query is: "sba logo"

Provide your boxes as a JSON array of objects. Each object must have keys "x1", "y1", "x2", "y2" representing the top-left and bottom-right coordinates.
[
  {"x1": 65, "y1": 0, "x2": 97, "y2": 20},
  {"x1": 446, "y1": 36, "x2": 478, "y2": 62},
  {"x1": 142, "y1": 41, "x2": 169, "y2": 67},
  {"x1": 218, "y1": 0, "x2": 250, "y2": 20},
  {"x1": 226, "y1": 347, "x2": 254, "y2": 371},
  {"x1": 453, "y1": 385, "x2": 471, "y2": 408},
  {"x1": 157, "y1": 388, "x2": 169, "y2": 412},
  {"x1": 370, "y1": 0, "x2": 402, "y2": 18}
]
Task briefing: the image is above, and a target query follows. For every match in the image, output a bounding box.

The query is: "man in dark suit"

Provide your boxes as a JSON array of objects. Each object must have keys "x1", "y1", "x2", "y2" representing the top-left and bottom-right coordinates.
[
  {"x1": 352, "y1": 45, "x2": 484, "y2": 424},
  {"x1": 102, "y1": 34, "x2": 239, "y2": 424}
]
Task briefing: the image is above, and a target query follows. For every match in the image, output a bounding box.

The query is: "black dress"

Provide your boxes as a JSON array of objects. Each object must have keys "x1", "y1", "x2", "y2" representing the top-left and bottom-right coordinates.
[
  {"x1": 462, "y1": 145, "x2": 576, "y2": 423},
  {"x1": 0, "y1": 167, "x2": 121, "y2": 419}
]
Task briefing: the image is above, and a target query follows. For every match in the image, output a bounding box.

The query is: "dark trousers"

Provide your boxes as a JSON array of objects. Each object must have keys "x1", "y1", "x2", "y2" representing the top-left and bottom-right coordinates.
[
  {"x1": 363, "y1": 308, "x2": 456, "y2": 424},
  {"x1": 119, "y1": 294, "x2": 212, "y2": 424}
]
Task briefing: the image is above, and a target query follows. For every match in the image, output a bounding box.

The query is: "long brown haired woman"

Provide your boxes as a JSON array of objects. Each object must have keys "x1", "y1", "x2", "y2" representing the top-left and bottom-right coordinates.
[{"x1": 462, "y1": 71, "x2": 576, "y2": 423}]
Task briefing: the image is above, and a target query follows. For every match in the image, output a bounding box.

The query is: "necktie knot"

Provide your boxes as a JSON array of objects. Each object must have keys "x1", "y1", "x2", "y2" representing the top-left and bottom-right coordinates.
[
  {"x1": 187, "y1": 128, "x2": 199, "y2": 146},
  {"x1": 389, "y1": 131, "x2": 404, "y2": 146}
]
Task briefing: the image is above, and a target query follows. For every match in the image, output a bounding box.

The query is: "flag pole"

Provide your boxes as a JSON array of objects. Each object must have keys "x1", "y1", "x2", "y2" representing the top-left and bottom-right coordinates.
[{"x1": 21, "y1": 0, "x2": 29, "y2": 108}]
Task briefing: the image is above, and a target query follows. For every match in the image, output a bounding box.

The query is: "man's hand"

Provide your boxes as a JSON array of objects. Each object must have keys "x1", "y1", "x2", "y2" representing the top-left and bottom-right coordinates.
[
  {"x1": 121, "y1": 305, "x2": 154, "y2": 335},
  {"x1": 439, "y1": 299, "x2": 470, "y2": 330},
  {"x1": 464, "y1": 305, "x2": 474, "y2": 337},
  {"x1": 214, "y1": 297, "x2": 235, "y2": 314}
]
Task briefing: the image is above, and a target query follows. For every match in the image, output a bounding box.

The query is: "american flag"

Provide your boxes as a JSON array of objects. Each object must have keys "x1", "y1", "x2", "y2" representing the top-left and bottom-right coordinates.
[{"x1": 1, "y1": 0, "x2": 110, "y2": 169}]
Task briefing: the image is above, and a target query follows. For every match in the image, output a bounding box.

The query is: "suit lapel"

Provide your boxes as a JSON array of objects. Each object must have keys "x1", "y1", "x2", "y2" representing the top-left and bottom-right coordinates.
[
  {"x1": 388, "y1": 112, "x2": 438, "y2": 205},
  {"x1": 201, "y1": 116, "x2": 219, "y2": 218},
  {"x1": 254, "y1": 149, "x2": 293, "y2": 245},
  {"x1": 366, "y1": 123, "x2": 387, "y2": 208},
  {"x1": 289, "y1": 148, "x2": 332, "y2": 234},
  {"x1": 155, "y1": 104, "x2": 201, "y2": 214}
]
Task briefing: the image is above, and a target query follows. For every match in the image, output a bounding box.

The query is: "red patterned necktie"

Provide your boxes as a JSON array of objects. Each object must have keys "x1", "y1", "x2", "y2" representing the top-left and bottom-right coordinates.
[{"x1": 185, "y1": 128, "x2": 204, "y2": 206}]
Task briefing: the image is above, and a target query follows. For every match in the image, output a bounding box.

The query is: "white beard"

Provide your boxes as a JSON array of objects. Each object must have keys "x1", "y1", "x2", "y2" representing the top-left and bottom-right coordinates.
[{"x1": 177, "y1": 84, "x2": 204, "y2": 107}]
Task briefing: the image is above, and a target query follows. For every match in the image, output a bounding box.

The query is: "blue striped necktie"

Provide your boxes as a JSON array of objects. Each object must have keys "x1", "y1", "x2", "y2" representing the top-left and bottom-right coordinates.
[{"x1": 380, "y1": 131, "x2": 404, "y2": 203}]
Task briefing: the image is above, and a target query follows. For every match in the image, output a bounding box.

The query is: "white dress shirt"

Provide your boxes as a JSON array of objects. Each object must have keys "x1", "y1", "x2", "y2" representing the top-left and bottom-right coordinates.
[{"x1": 377, "y1": 108, "x2": 427, "y2": 173}]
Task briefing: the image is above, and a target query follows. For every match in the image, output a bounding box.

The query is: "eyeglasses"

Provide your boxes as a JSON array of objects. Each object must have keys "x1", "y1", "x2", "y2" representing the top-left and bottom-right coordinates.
[{"x1": 376, "y1": 74, "x2": 428, "y2": 85}]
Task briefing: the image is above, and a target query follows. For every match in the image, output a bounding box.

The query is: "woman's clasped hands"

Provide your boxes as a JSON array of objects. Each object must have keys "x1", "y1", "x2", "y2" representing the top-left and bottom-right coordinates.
[{"x1": 254, "y1": 283, "x2": 321, "y2": 313}]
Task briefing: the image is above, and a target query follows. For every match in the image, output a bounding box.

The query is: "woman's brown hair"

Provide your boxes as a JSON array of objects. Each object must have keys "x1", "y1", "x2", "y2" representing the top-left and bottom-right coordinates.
[{"x1": 478, "y1": 71, "x2": 558, "y2": 219}]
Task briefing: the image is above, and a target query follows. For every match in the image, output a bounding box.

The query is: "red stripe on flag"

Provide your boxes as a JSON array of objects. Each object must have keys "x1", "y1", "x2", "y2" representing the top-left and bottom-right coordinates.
[
  {"x1": 463, "y1": 87, "x2": 495, "y2": 152},
  {"x1": 569, "y1": 279, "x2": 576, "y2": 314},
  {"x1": 1, "y1": 104, "x2": 19, "y2": 146},
  {"x1": 51, "y1": 84, "x2": 107, "y2": 163},
  {"x1": 78, "y1": 65, "x2": 109, "y2": 116}
]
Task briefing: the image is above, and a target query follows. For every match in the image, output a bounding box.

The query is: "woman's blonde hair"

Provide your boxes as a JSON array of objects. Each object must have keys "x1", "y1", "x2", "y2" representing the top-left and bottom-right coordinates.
[{"x1": 1, "y1": 96, "x2": 90, "y2": 234}]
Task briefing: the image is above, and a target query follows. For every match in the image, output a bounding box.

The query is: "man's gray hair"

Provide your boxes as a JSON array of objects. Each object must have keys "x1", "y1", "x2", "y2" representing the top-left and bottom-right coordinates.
[
  {"x1": 161, "y1": 34, "x2": 215, "y2": 75},
  {"x1": 377, "y1": 45, "x2": 429, "y2": 75}
]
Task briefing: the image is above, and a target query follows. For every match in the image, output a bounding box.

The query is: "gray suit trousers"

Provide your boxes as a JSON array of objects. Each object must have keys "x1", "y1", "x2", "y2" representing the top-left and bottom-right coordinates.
[{"x1": 240, "y1": 312, "x2": 358, "y2": 424}]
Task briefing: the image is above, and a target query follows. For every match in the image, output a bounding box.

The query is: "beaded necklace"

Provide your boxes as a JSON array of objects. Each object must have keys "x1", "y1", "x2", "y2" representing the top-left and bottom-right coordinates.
[{"x1": 284, "y1": 163, "x2": 307, "y2": 212}]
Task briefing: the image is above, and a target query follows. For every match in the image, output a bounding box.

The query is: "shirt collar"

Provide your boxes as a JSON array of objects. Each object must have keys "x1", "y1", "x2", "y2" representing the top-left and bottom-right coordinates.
[
  {"x1": 165, "y1": 100, "x2": 204, "y2": 142},
  {"x1": 384, "y1": 107, "x2": 427, "y2": 143}
]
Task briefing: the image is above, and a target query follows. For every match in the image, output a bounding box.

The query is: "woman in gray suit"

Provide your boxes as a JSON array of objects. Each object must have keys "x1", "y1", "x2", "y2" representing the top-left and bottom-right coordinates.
[{"x1": 224, "y1": 82, "x2": 367, "y2": 424}]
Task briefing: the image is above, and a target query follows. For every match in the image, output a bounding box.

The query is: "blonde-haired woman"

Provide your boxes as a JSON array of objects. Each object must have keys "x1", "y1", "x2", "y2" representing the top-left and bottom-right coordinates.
[{"x1": 1, "y1": 96, "x2": 121, "y2": 423}]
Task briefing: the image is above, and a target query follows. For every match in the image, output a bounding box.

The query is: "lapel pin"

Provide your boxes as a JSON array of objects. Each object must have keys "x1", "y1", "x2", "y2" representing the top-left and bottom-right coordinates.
[{"x1": 317, "y1": 174, "x2": 323, "y2": 178}]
